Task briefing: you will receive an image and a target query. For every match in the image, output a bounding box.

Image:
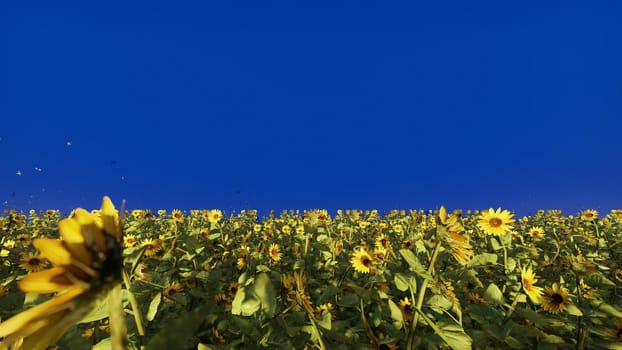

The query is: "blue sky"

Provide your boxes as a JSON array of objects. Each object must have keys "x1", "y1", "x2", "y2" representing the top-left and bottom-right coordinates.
[{"x1": 1, "y1": 1, "x2": 620, "y2": 217}]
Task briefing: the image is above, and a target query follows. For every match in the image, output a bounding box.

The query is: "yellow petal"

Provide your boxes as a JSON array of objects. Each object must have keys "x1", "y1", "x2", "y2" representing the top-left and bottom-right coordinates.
[
  {"x1": 73, "y1": 209, "x2": 106, "y2": 252},
  {"x1": 58, "y1": 218, "x2": 93, "y2": 266},
  {"x1": 18, "y1": 267, "x2": 74, "y2": 294},
  {"x1": 439, "y1": 206, "x2": 447, "y2": 224},
  {"x1": 33, "y1": 239, "x2": 73, "y2": 266},
  {"x1": 0, "y1": 287, "x2": 85, "y2": 339},
  {"x1": 4, "y1": 311, "x2": 66, "y2": 350},
  {"x1": 101, "y1": 196, "x2": 121, "y2": 240}
]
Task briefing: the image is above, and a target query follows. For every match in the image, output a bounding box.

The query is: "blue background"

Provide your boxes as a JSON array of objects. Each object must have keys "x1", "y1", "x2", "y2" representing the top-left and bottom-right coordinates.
[{"x1": 1, "y1": 1, "x2": 620, "y2": 217}]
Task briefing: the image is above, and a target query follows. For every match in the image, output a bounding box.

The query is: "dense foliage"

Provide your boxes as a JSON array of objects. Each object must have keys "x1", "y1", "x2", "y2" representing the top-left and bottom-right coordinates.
[{"x1": 2, "y1": 207, "x2": 622, "y2": 349}]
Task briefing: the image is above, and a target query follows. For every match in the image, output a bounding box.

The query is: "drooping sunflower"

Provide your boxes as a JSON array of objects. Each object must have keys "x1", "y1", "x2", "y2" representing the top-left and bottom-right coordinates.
[
  {"x1": 0, "y1": 196, "x2": 123, "y2": 350},
  {"x1": 521, "y1": 266, "x2": 543, "y2": 304},
  {"x1": 350, "y1": 248, "x2": 373, "y2": 274},
  {"x1": 446, "y1": 231, "x2": 473, "y2": 265},
  {"x1": 438, "y1": 206, "x2": 473, "y2": 265},
  {"x1": 541, "y1": 283, "x2": 571, "y2": 314},
  {"x1": 477, "y1": 208, "x2": 515, "y2": 236}
]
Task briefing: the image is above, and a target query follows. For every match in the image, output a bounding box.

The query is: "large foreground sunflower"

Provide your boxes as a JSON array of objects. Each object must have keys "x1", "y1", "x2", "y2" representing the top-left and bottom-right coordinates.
[{"x1": 0, "y1": 196, "x2": 123, "y2": 350}]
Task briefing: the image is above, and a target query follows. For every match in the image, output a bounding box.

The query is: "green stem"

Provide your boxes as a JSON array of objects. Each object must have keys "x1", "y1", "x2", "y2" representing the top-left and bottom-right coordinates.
[
  {"x1": 406, "y1": 236, "x2": 442, "y2": 349},
  {"x1": 108, "y1": 283, "x2": 128, "y2": 350},
  {"x1": 504, "y1": 290, "x2": 522, "y2": 321},
  {"x1": 575, "y1": 274, "x2": 586, "y2": 350},
  {"x1": 306, "y1": 308, "x2": 327, "y2": 350},
  {"x1": 360, "y1": 298, "x2": 378, "y2": 348},
  {"x1": 122, "y1": 269, "x2": 146, "y2": 349},
  {"x1": 500, "y1": 235, "x2": 509, "y2": 274}
]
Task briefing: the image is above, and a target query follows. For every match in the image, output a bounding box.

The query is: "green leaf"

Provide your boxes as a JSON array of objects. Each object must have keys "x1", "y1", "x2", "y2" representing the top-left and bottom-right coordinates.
[
  {"x1": 92, "y1": 338, "x2": 111, "y2": 350},
  {"x1": 412, "y1": 304, "x2": 472, "y2": 350},
  {"x1": 147, "y1": 293, "x2": 162, "y2": 321},
  {"x1": 207, "y1": 233, "x2": 220, "y2": 240},
  {"x1": 483, "y1": 283, "x2": 504, "y2": 305},
  {"x1": 198, "y1": 344, "x2": 217, "y2": 350},
  {"x1": 490, "y1": 237, "x2": 502, "y2": 251},
  {"x1": 254, "y1": 272, "x2": 277, "y2": 317},
  {"x1": 394, "y1": 272, "x2": 416, "y2": 292},
  {"x1": 388, "y1": 299, "x2": 403, "y2": 329},
  {"x1": 79, "y1": 290, "x2": 130, "y2": 324},
  {"x1": 593, "y1": 301, "x2": 622, "y2": 318},
  {"x1": 317, "y1": 310, "x2": 332, "y2": 330},
  {"x1": 231, "y1": 286, "x2": 261, "y2": 316},
  {"x1": 147, "y1": 304, "x2": 210, "y2": 350},
  {"x1": 399, "y1": 249, "x2": 432, "y2": 280},
  {"x1": 467, "y1": 253, "x2": 498, "y2": 268},
  {"x1": 426, "y1": 294, "x2": 453, "y2": 314},
  {"x1": 565, "y1": 304, "x2": 583, "y2": 316}
]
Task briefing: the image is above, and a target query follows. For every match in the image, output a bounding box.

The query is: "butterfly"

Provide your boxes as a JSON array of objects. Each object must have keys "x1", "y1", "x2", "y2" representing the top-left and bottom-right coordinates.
[{"x1": 0, "y1": 196, "x2": 125, "y2": 350}]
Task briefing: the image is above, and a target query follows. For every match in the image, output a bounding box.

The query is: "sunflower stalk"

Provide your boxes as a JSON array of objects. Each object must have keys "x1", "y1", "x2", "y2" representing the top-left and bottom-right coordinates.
[
  {"x1": 122, "y1": 269, "x2": 146, "y2": 349},
  {"x1": 575, "y1": 274, "x2": 585, "y2": 350},
  {"x1": 108, "y1": 283, "x2": 128, "y2": 350},
  {"x1": 500, "y1": 235, "x2": 510, "y2": 274},
  {"x1": 406, "y1": 232, "x2": 442, "y2": 349},
  {"x1": 359, "y1": 298, "x2": 379, "y2": 348},
  {"x1": 504, "y1": 290, "x2": 522, "y2": 321}
]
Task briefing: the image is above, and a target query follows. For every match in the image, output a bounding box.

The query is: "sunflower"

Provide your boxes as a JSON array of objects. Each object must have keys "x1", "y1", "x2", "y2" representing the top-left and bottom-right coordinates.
[
  {"x1": 350, "y1": 248, "x2": 373, "y2": 274},
  {"x1": 141, "y1": 238, "x2": 162, "y2": 257},
  {"x1": 19, "y1": 253, "x2": 48, "y2": 272},
  {"x1": 580, "y1": 209, "x2": 598, "y2": 221},
  {"x1": 269, "y1": 243, "x2": 282, "y2": 262},
  {"x1": 541, "y1": 283, "x2": 571, "y2": 314},
  {"x1": 0, "y1": 196, "x2": 122, "y2": 350},
  {"x1": 402, "y1": 240, "x2": 413, "y2": 250},
  {"x1": 163, "y1": 282, "x2": 183, "y2": 303},
  {"x1": 123, "y1": 234, "x2": 138, "y2": 247},
  {"x1": 521, "y1": 266, "x2": 543, "y2": 304},
  {"x1": 373, "y1": 246, "x2": 388, "y2": 261},
  {"x1": 477, "y1": 208, "x2": 515, "y2": 236},
  {"x1": 171, "y1": 209, "x2": 184, "y2": 223},
  {"x1": 134, "y1": 262, "x2": 151, "y2": 282},
  {"x1": 3, "y1": 239, "x2": 16, "y2": 249},
  {"x1": 437, "y1": 206, "x2": 472, "y2": 264},
  {"x1": 314, "y1": 303, "x2": 335, "y2": 319},
  {"x1": 398, "y1": 297, "x2": 413, "y2": 319},
  {"x1": 528, "y1": 226, "x2": 545, "y2": 239},
  {"x1": 15, "y1": 234, "x2": 32, "y2": 246},
  {"x1": 227, "y1": 282, "x2": 239, "y2": 298},
  {"x1": 375, "y1": 234, "x2": 390, "y2": 249},
  {"x1": 611, "y1": 209, "x2": 622, "y2": 221},
  {"x1": 446, "y1": 231, "x2": 473, "y2": 265},
  {"x1": 208, "y1": 210, "x2": 223, "y2": 224}
]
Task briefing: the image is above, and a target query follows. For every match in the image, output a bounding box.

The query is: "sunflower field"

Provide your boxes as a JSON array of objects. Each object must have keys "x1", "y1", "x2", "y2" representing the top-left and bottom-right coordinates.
[{"x1": 1, "y1": 202, "x2": 622, "y2": 350}]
